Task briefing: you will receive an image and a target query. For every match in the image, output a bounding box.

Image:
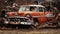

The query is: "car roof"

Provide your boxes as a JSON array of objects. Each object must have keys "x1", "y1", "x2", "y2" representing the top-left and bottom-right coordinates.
[{"x1": 20, "y1": 5, "x2": 44, "y2": 7}]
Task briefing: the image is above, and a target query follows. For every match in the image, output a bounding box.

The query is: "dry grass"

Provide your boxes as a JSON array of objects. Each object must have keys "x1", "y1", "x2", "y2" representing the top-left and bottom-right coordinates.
[{"x1": 0, "y1": 28, "x2": 60, "y2": 34}]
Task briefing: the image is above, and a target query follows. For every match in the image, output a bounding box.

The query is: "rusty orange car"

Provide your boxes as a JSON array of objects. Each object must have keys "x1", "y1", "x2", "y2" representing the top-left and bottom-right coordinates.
[{"x1": 2, "y1": 5, "x2": 60, "y2": 28}]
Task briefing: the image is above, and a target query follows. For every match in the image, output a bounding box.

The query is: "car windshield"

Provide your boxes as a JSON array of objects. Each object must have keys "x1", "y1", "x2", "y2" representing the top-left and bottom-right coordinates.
[{"x1": 18, "y1": 6, "x2": 46, "y2": 12}]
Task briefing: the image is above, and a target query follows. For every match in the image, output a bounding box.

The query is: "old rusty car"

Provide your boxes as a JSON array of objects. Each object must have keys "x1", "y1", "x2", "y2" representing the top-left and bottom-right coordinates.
[{"x1": 0, "y1": 5, "x2": 60, "y2": 29}]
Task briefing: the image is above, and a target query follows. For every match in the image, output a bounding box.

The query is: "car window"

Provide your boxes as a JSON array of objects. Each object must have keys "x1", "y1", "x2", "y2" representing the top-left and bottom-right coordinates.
[
  {"x1": 18, "y1": 6, "x2": 45, "y2": 12},
  {"x1": 37, "y1": 7, "x2": 46, "y2": 12},
  {"x1": 19, "y1": 6, "x2": 37, "y2": 12},
  {"x1": 30, "y1": 6, "x2": 37, "y2": 11},
  {"x1": 19, "y1": 6, "x2": 26, "y2": 12},
  {"x1": 19, "y1": 6, "x2": 30, "y2": 12},
  {"x1": 39, "y1": 7, "x2": 43, "y2": 11}
]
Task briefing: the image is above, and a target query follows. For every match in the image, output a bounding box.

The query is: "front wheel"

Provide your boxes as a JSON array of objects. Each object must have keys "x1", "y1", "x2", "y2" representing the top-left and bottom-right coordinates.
[{"x1": 32, "y1": 18, "x2": 40, "y2": 29}]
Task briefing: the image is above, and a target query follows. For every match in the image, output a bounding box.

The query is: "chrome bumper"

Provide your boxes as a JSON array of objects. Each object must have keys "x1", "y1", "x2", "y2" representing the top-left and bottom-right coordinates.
[{"x1": 4, "y1": 17, "x2": 33, "y2": 25}]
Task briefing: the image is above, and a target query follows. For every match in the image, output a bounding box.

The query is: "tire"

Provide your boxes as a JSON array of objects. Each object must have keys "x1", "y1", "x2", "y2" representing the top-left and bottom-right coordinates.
[{"x1": 33, "y1": 18, "x2": 39, "y2": 29}]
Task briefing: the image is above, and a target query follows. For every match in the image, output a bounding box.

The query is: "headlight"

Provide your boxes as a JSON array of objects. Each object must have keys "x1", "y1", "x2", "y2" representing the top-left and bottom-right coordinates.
[
  {"x1": 5, "y1": 14, "x2": 8, "y2": 17},
  {"x1": 4, "y1": 21, "x2": 9, "y2": 24}
]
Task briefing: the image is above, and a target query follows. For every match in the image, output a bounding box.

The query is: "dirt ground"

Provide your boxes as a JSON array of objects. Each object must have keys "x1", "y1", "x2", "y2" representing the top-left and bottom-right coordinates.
[{"x1": 0, "y1": 28, "x2": 60, "y2": 34}]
